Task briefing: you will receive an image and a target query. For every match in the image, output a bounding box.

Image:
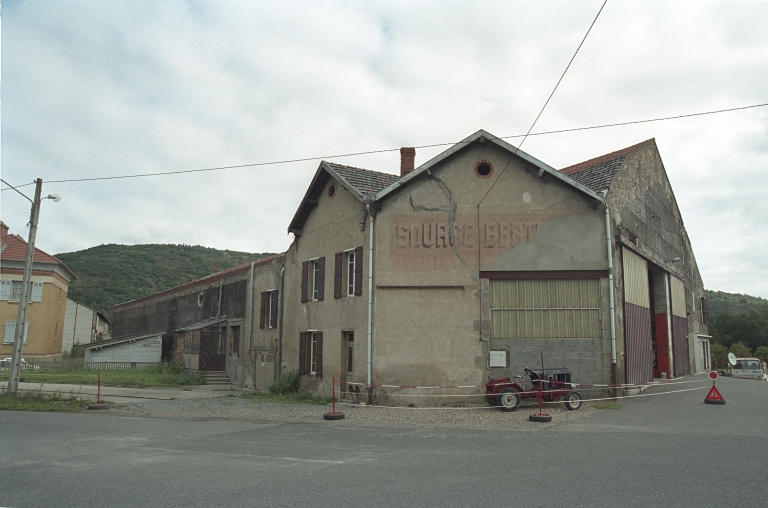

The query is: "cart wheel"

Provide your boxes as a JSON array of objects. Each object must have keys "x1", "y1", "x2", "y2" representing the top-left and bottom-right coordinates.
[
  {"x1": 498, "y1": 388, "x2": 520, "y2": 412},
  {"x1": 485, "y1": 395, "x2": 497, "y2": 407},
  {"x1": 563, "y1": 391, "x2": 582, "y2": 411},
  {"x1": 529, "y1": 413, "x2": 553, "y2": 423}
]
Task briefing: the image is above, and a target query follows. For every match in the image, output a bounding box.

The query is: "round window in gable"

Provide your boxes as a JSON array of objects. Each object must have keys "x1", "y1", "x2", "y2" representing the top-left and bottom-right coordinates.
[
  {"x1": 197, "y1": 292, "x2": 204, "y2": 308},
  {"x1": 475, "y1": 160, "x2": 494, "y2": 178},
  {"x1": 328, "y1": 184, "x2": 337, "y2": 199}
]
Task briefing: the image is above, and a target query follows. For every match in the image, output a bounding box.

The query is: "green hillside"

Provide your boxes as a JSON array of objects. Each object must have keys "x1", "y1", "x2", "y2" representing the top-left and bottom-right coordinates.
[
  {"x1": 705, "y1": 290, "x2": 768, "y2": 317},
  {"x1": 56, "y1": 244, "x2": 274, "y2": 322}
]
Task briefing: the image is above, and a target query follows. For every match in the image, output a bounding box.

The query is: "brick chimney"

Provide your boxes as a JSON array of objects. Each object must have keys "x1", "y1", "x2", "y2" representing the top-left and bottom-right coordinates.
[
  {"x1": 400, "y1": 147, "x2": 415, "y2": 177},
  {"x1": 0, "y1": 221, "x2": 8, "y2": 247}
]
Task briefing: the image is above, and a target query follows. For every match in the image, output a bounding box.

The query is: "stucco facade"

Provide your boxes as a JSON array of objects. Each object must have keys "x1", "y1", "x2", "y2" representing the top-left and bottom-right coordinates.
[{"x1": 0, "y1": 222, "x2": 75, "y2": 361}]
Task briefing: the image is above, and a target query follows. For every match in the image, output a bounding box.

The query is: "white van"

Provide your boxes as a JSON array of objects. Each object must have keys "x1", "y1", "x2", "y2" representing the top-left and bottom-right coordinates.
[{"x1": 731, "y1": 358, "x2": 767, "y2": 381}]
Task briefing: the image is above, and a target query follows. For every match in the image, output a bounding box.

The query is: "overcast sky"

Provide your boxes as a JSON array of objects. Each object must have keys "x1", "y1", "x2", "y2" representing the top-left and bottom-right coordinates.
[{"x1": 1, "y1": 1, "x2": 767, "y2": 298}]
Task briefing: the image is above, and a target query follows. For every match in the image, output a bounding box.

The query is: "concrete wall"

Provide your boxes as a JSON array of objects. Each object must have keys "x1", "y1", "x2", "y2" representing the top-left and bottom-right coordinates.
[
  {"x1": 373, "y1": 141, "x2": 610, "y2": 399},
  {"x1": 222, "y1": 255, "x2": 286, "y2": 389},
  {"x1": 608, "y1": 141, "x2": 708, "y2": 382}
]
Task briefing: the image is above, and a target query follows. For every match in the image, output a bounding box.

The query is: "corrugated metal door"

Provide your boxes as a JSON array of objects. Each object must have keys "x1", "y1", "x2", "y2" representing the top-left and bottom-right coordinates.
[
  {"x1": 490, "y1": 279, "x2": 600, "y2": 338},
  {"x1": 670, "y1": 276, "x2": 690, "y2": 377},
  {"x1": 622, "y1": 248, "x2": 653, "y2": 386}
]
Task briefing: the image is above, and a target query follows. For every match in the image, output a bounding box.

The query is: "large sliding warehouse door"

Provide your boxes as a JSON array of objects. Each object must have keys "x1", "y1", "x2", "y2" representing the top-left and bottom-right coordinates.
[
  {"x1": 622, "y1": 248, "x2": 653, "y2": 386},
  {"x1": 670, "y1": 275, "x2": 690, "y2": 377}
]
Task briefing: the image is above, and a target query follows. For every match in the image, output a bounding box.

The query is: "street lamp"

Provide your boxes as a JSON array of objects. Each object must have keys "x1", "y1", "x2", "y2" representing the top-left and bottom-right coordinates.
[{"x1": 1, "y1": 178, "x2": 61, "y2": 395}]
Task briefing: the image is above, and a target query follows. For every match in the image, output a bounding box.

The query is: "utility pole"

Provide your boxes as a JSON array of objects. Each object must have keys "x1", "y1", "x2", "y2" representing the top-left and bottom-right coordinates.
[{"x1": 6, "y1": 179, "x2": 43, "y2": 395}]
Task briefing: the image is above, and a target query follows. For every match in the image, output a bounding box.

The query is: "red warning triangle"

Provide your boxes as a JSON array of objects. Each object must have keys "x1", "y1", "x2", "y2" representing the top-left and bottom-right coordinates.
[{"x1": 705, "y1": 385, "x2": 725, "y2": 404}]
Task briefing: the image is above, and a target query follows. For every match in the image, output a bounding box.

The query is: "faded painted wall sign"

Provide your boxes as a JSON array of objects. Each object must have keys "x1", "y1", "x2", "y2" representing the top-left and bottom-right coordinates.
[
  {"x1": 394, "y1": 220, "x2": 540, "y2": 250},
  {"x1": 389, "y1": 214, "x2": 554, "y2": 268}
]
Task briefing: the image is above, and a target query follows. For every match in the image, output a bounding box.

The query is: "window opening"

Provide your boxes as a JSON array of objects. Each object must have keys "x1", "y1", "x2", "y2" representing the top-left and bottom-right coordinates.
[
  {"x1": 474, "y1": 160, "x2": 494, "y2": 178},
  {"x1": 347, "y1": 252, "x2": 356, "y2": 296},
  {"x1": 312, "y1": 261, "x2": 320, "y2": 300}
]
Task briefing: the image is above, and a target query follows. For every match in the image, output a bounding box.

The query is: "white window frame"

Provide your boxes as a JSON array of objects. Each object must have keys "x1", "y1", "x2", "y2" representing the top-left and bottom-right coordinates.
[
  {"x1": 346, "y1": 251, "x2": 356, "y2": 297},
  {"x1": 11, "y1": 281, "x2": 24, "y2": 301},
  {"x1": 309, "y1": 331, "x2": 319, "y2": 375},
  {"x1": 3, "y1": 321, "x2": 28, "y2": 344},
  {"x1": 268, "y1": 290, "x2": 277, "y2": 329},
  {"x1": 312, "y1": 260, "x2": 320, "y2": 301}
]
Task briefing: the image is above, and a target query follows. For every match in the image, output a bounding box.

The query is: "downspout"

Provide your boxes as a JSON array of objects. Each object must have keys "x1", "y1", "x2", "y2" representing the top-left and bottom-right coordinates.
[
  {"x1": 363, "y1": 194, "x2": 376, "y2": 405},
  {"x1": 217, "y1": 282, "x2": 223, "y2": 317},
  {"x1": 277, "y1": 264, "x2": 285, "y2": 377},
  {"x1": 247, "y1": 262, "x2": 255, "y2": 387},
  {"x1": 248, "y1": 262, "x2": 254, "y2": 353},
  {"x1": 603, "y1": 190, "x2": 618, "y2": 390}
]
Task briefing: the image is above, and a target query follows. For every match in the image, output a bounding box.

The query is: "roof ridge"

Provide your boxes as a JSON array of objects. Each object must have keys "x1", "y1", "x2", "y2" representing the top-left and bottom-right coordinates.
[{"x1": 560, "y1": 139, "x2": 654, "y2": 176}]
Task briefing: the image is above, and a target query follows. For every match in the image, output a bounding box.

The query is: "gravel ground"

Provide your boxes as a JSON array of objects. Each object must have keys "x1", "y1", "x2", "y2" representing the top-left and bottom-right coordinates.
[{"x1": 109, "y1": 395, "x2": 599, "y2": 430}]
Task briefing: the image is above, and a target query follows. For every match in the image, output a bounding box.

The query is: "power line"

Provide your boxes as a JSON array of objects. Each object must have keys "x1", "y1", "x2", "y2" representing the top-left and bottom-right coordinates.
[
  {"x1": 479, "y1": 0, "x2": 608, "y2": 206},
  {"x1": 2, "y1": 101, "x2": 766, "y2": 191}
]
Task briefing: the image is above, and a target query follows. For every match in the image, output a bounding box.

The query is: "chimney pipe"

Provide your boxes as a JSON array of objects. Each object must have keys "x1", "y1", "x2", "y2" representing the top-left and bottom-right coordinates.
[{"x1": 400, "y1": 147, "x2": 415, "y2": 177}]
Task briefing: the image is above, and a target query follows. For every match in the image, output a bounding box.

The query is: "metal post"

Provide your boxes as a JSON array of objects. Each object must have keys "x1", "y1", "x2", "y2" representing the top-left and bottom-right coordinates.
[{"x1": 7, "y1": 179, "x2": 43, "y2": 395}]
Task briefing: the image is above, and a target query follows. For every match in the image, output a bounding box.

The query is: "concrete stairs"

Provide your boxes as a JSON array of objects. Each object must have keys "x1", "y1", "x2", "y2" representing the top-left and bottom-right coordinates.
[{"x1": 203, "y1": 371, "x2": 231, "y2": 385}]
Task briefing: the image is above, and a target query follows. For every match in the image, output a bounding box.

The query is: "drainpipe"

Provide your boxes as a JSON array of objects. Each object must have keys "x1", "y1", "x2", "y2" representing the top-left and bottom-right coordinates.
[
  {"x1": 363, "y1": 193, "x2": 376, "y2": 404},
  {"x1": 248, "y1": 262, "x2": 254, "y2": 352},
  {"x1": 603, "y1": 190, "x2": 618, "y2": 389},
  {"x1": 277, "y1": 264, "x2": 285, "y2": 377},
  {"x1": 217, "y1": 282, "x2": 223, "y2": 317}
]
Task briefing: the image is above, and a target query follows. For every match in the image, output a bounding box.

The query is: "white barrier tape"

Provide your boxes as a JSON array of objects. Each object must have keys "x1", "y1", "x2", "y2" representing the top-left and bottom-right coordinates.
[
  {"x1": 335, "y1": 386, "x2": 709, "y2": 410},
  {"x1": 347, "y1": 376, "x2": 706, "y2": 391}
]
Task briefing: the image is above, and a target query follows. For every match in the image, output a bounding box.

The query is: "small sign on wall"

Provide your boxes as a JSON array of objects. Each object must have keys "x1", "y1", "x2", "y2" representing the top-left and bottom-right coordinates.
[{"x1": 489, "y1": 350, "x2": 507, "y2": 368}]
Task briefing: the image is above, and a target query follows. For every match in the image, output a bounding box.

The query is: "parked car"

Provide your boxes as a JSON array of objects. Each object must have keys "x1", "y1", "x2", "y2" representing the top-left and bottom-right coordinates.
[{"x1": 0, "y1": 357, "x2": 40, "y2": 371}]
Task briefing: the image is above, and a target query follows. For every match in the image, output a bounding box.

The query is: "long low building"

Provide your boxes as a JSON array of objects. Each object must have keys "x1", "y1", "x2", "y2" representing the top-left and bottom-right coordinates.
[{"x1": 111, "y1": 130, "x2": 711, "y2": 399}]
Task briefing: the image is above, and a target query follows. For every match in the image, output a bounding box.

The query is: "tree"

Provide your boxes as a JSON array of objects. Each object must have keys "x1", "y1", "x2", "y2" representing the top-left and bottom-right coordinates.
[
  {"x1": 710, "y1": 343, "x2": 728, "y2": 369},
  {"x1": 754, "y1": 346, "x2": 768, "y2": 360},
  {"x1": 729, "y1": 341, "x2": 752, "y2": 358}
]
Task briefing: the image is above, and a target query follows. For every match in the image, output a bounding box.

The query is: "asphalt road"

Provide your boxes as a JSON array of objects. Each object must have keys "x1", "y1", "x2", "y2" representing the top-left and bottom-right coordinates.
[{"x1": 1, "y1": 376, "x2": 766, "y2": 508}]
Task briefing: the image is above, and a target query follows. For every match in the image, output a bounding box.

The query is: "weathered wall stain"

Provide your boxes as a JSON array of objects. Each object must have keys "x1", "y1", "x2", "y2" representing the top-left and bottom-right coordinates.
[{"x1": 407, "y1": 173, "x2": 466, "y2": 265}]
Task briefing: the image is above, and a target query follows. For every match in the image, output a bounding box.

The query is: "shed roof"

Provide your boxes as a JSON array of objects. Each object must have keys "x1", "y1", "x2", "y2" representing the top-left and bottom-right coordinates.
[
  {"x1": 175, "y1": 317, "x2": 228, "y2": 333},
  {"x1": 82, "y1": 331, "x2": 162, "y2": 350}
]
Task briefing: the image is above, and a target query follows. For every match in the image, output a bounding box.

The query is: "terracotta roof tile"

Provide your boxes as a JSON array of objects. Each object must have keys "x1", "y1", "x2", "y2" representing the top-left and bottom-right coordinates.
[
  {"x1": 559, "y1": 139, "x2": 653, "y2": 192},
  {"x1": 326, "y1": 162, "x2": 399, "y2": 194},
  {"x1": 1, "y1": 234, "x2": 63, "y2": 264}
]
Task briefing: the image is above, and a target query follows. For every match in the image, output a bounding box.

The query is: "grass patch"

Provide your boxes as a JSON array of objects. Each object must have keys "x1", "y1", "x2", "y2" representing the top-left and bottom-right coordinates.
[
  {"x1": 0, "y1": 391, "x2": 93, "y2": 412},
  {"x1": 0, "y1": 363, "x2": 204, "y2": 388},
  {"x1": 593, "y1": 402, "x2": 622, "y2": 410},
  {"x1": 240, "y1": 390, "x2": 331, "y2": 405}
]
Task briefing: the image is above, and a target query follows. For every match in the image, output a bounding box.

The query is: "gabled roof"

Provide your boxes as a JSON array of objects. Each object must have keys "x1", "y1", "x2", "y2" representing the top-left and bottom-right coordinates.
[
  {"x1": 1, "y1": 234, "x2": 63, "y2": 264},
  {"x1": 288, "y1": 162, "x2": 398, "y2": 234},
  {"x1": 0, "y1": 233, "x2": 76, "y2": 282},
  {"x1": 375, "y1": 129, "x2": 605, "y2": 202},
  {"x1": 559, "y1": 139, "x2": 652, "y2": 193},
  {"x1": 326, "y1": 163, "x2": 399, "y2": 195},
  {"x1": 288, "y1": 129, "x2": 608, "y2": 234}
]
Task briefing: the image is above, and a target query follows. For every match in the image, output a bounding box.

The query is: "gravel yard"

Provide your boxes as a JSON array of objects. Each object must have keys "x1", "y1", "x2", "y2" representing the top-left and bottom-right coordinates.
[{"x1": 110, "y1": 395, "x2": 598, "y2": 430}]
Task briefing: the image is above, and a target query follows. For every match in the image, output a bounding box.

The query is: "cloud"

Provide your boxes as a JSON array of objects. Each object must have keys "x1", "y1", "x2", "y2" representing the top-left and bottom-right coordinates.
[{"x1": 2, "y1": 0, "x2": 767, "y2": 298}]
